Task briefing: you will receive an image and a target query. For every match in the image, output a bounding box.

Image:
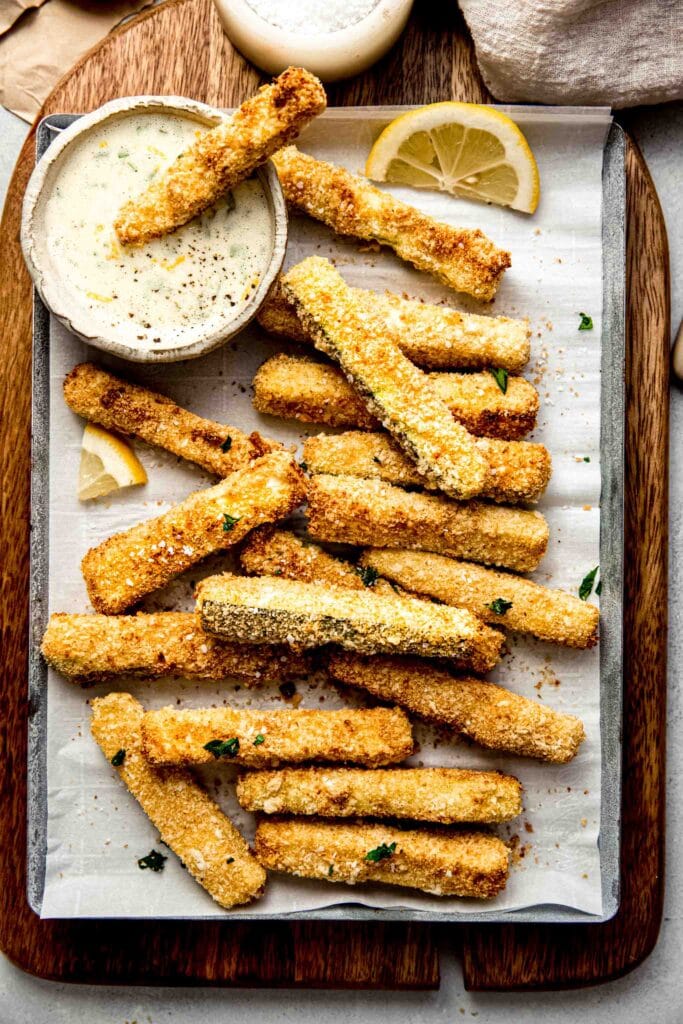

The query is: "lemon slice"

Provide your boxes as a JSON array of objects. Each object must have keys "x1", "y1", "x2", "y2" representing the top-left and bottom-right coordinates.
[
  {"x1": 366, "y1": 102, "x2": 540, "y2": 214},
  {"x1": 78, "y1": 423, "x2": 147, "y2": 501}
]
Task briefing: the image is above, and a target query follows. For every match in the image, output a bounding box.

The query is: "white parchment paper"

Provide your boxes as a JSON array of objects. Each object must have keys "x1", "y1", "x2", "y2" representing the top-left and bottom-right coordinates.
[{"x1": 39, "y1": 106, "x2": 612, "y2": 919}]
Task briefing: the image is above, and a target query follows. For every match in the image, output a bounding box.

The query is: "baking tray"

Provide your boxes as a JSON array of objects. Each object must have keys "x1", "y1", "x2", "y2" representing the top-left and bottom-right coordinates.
[{"x1": 27, "y1": 113, "x2": 626, "y2": 926}]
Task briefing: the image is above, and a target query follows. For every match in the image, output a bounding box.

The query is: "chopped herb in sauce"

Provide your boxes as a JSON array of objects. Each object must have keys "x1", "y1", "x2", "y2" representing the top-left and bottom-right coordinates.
[
  {"x1": 356, "y1": 565, "x2": 378, "y2": 587},
  {"x1": 366, "y1": 842, "x2": 397, "y2": 863},
  {"x1": 203, "y1": 737, "x2": 240, "y2": 758},
  {"x1": 579, "y1": 566, "x2": 599, "y2": 601},
  {"x1": 226, "y1": 857, "x2": 235, "y2": 865},
  {"x1": 253, "y1": 734, "x2": 265, "y2": 746},
  {"x1": 221, "y1": 435, "x2": 233, "y2": 453},
  {"x1": 138, "y1": 849, "x2": 167, "y2": 872},
  {"x1": 222, "y1": 513, "x2": 241, "y2": 532},
  {"x1": 490, "y1": 367, "x2": 508, "y2": 394},
  {"x1": 488, "y1": 597, "x2": 513, "y2": 615},
  {"x1": 110, "y1": 748, "x2": 126, "y2": 767},
  {"x1": 328, "y1": 864, "x2": 334, "y2": 876},
  {"x1": 299, "y1": 461, "x2": 308, "y2": 472},
  {"x1": 578, "y1": 312, "x2": 594, "y2": 331}
]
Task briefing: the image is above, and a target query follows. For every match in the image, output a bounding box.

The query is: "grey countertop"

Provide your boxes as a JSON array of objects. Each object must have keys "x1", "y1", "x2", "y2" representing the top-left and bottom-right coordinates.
[{"x1": 1, "y1": 101, "x2": 681, "y2": 1023}]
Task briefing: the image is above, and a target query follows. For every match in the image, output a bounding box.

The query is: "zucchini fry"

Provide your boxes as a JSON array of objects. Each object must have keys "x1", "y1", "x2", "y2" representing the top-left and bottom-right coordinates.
[
  {"x1": 252, "y1": 353, "x2": 538, "y2": 438},
  {"x1": 307, "y1": 474, "x2": 549, "y2": 573},
  {"x1": 237, "y1": 766, "x2": 523, "y2": 823},
  {"x1": 41, "y1": 611, "x2": 311, "y2": 686},
  {"x1": 361, "y1": 549, "x2": 600, "y2": 649},
  {"x1": 282, "y1": 257, "x2": 489, "y2": 500},
  {"x1": 90, "y1": 693, "x2": 265, "y2": 908},
  {"x1": 303, "y1": 431, "x2": 551, "y2": 504},
  {"x1": 115, "y1": 68, "x2": 326, "y2": 245},
  {"x1": 272, "y1": 147, "x2": 511, "y2": 300},
  {"x1": 328, "y1": 652, "x2": 585, "y2": 764},
  {"x1": 196, "y1": 573, "x2": 504, "y2": 671},
  {"x1": 141, "y1": 706, "x2": 413, "y2": 768},
  {"x1": 255, "y1": 819, "x2": 509, "y2": 898},
  {"x1": 81, "y1": 451, "x2": 305, "y2": 614},
  {"x1": 65, "y1": 363, "x2": 278, "y2": 476},
  {"x1": 258, "y1": 279, "x2": 530, "y2": 372}
]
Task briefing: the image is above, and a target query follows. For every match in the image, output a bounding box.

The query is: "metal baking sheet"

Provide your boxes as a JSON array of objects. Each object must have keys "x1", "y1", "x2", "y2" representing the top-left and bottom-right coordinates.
[{"x1": 27, "y1": 111, "x2": 625, "y2": 924}]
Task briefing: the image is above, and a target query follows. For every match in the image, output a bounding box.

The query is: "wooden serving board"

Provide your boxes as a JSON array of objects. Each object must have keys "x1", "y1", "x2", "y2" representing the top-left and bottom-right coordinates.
[{"x1": 0, "y1": 0, "x2": 669, "y2": 990}]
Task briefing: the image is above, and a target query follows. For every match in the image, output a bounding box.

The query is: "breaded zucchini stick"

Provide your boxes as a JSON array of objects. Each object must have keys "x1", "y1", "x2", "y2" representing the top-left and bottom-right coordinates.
[
  {"x1": 115, "y1": 68, "x2": 327, "y2": 245},
  {"x1": 307, "y1": 474, "x2": 549, "y2": 573},
  {"x1": 81, "y1": 451, "x2": 305, "y2": 614},
  {"x1": 196, "y1": 573, "x2": 504, "y2": 671},
  {"x1": 90, "y1": 693, "x2": 265, "y2": 908},
  {"x1": 303, "y1": 431, "x2": 551, "y2": 505},
  {"x1": 361, "y1": 550, "x2": 600, "y2": 649},
  {"x1": 255, "y1": 819, "x2": 509, "y2": 898},
  {"x1": 65, "y1": 363, "x2": 278, "y2": 476},
  {"x1": 252, "y1": 353, "x2": 538, "y2": 439},
  {"x1": 141, "y1": 706, "x2": 413, "y2": 768},
  {"x1": 41, "y1": 611, "x2": 311, "y2": 686},
  {"x1": 237, "y1": 766, "x2": 522, "y2": 823},
  {"x1": 282, "y1": 257, "x2": 489, "y2": 500},
  {"x1": 272, "y1": 147, "x2": 511, "y2": 300},
  {"x1": 328, "y1": 652, "x2": 585, "y2": 764},
  {"x1": 258, "y1": 279, "x2": 530, "y2": 371},
  {"x1": 240, "y1": 526, "x2": 401, "y2": 598}
]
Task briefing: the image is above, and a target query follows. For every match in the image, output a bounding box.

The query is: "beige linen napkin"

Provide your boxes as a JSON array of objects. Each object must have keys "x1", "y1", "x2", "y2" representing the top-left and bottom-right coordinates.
[{"x1": 459, "y1": 0, "x2": 683, "y2": 108}]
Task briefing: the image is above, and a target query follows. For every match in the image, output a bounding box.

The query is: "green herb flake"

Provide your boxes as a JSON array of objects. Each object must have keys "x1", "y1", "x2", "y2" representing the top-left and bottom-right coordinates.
[
  {"x1": 579, "y1": 566, "x2": 599, "y2": 601},
  {"x1": 226, "y1": 857, "x2": 235, "y2": 865},
  {"x1": 253, "y1": 734, "x2": 265, "y2": 746},
  {"x1": 110, "y1": 748, "x2": 126, "y2": 767},
  {"x1": 117, "y1": 148, "x2": 130, "y2": 159},
  {"x1": 583, "y1": 456, "x2": 591, "y2": 463},
  {"x1": 279, "y1": 681, "x2": 296, "y2": 699},
  {"x1": 365, "y1": 841, "x2": 397, "y2": 863},
  {"x1": 490, "y1": 367, "x2": 509, "y2": 394},
  {"x1": 578, "y1": 312, "x2": 594, "y2": 331},
  {"x1": 356, "y1": 565, "x2": 379, "y2": 587},
  {"x1": 488, "y1": 597, "x2": 513, "y2": 616},
  {"x1": 221, "y1": 435, "x2": 233, "y2": 453},
  {"x1": 595, "y1": 580, "x2": 602, "y2": 596},
  {"x1": 203, "y1": 737, "x2": 240, "y2": 759},
  {"x1": 138, "y1": 849, "x2": 167, "y2": 872},
  {"x1": 222, "y1": 513, "x2": 241, "y2": 532},
  {"x1": 299, "y1": 461, "x2": 308, "y2": 472},
  {"x1": 328, "y1": 864, "x2": 334, "y2": 876}
]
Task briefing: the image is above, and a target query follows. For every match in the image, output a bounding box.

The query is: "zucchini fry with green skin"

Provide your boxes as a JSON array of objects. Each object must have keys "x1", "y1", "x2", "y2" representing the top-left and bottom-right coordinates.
[
  {"x1": 41, "y1": 611, "x2": 311, "y2": 686},
  {"x1": 237, "y1": 766, "x2": 523, "y2": 824},
  {"x1": 282, "y1": 257, "x2": 489, "y2": 500},
  {"x1": 141, "y1": 706, "x2": 413, "y2": 768},
  {"x1": 303, "y1": 431, "x2": 551, "y2": 505},
  {"x1": 328, "y1": 652, "x2": 585, "y2": 764},
  {"x1": 272, "y1": 148, "x2": 511, "y2": 300},
  {"x1": 360, "y1": 549, "x2": 600, "y2": 649},
  {"x1": 115, "y1": 68, "x2": 327, "y2": 245},
  {"x1": 196, "y1": 573, "x2": 504, "y2": 670},
  {"x1": 307, "y1": 474, "x2": 549, "y2": 573},
  {"x1": 81, "y1": 451, "x2": 305, "y2": 614},
  {"x1": 255, "y1": 819, "x2": 510, "y2": 898},
  {"x1": 252, "y1": 353, "x2": 538, "y2": 439},
  {"x1": 65, "y1": 363, "x2": 279, "y2": 476},
  {"x1": 90, "y1": 693, "x2": 266, "y2": 908}
]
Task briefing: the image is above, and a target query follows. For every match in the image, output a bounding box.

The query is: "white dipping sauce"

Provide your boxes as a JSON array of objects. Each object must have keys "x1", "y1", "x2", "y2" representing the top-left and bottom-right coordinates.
[{"x1": 43, "y1": 111, "x2": 274, "y2": 353}]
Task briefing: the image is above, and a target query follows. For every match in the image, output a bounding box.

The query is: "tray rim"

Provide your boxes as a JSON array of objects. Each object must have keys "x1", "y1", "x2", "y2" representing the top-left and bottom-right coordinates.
[{"x1": 27, "y1": 109, "x2": 625, "y2": 927}]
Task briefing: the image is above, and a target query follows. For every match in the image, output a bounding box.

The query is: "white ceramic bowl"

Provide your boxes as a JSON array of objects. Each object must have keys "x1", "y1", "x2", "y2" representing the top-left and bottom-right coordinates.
[
  {"x1": 213, "y1": 0, "x2": 414, "y2": 82},
  {"x1": 21, "y1": 95, "x2": 288, "y2": 363}
]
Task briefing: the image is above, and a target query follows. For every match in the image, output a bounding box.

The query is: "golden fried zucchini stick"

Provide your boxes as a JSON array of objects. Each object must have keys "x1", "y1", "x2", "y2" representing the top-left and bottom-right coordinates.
[
  {"x1": 361, "y1": 549, "x2": 600, "y2": 649},
  {"x1": 81, "y1": 451, "x2": 305, "y2": 614},
  {"x1": 115, "y1": 68, "x2": 327, "y2": 245},
  {"x1": 282, "y1": 257, "x2": 489, "y2": 500},
  {"x1": 90, "y1": 693, "x2": 265, "y2": 908},
  {"x1": 252, "y1": 354, "x2": 538, "y2": 439},
  {"x1": 328, "y1": 652, "x2": 585, "y2": 764},
  {"x1": 255, "y1": 819, "x2": 509, "y2": 898},
  {"x1": 41, "y1": 611, "x2": 311, "y2": 686},
  {"x1": 65, "y1": 363, "x2": 278, "y2": 476},
  {"x1": 307, "y1": 474, "x2": 549, "y2": 573},
  {"x1": 237, "y1": 766, "x2": 522, "y2": 823},
  {"x1": 196, "y1": 573, "x2": 504, "y2": 671},
  {"x1": 258, "y1": 279, "x2": 530, "y2": 371},
  {"x1": 272, "y1": 147, "x2": 511, "y2": 300},
  {"x1": 303, "y1": 431, "x2": 551, "y2": 505},
  {"x1": 141, "y1": 706, "x2": 413, "y2": 768}
]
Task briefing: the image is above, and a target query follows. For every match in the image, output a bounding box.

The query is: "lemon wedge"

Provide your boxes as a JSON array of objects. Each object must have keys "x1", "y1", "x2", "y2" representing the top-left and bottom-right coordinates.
[
  {"x1": 366, "y1": 102, "x2": 540, "y2": 214},
  {"x1": 78, "y1": 423, "x2": 147, "y2": 501}
]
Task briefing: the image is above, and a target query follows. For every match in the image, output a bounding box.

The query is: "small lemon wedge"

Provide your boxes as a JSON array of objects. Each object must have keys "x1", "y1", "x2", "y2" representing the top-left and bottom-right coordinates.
[
  {"x1": 366, "y1": 102, "x2": 540, "y2": 214},
  {"x1": 78, "y1": 423, "x2": 147, "y2": 501}
]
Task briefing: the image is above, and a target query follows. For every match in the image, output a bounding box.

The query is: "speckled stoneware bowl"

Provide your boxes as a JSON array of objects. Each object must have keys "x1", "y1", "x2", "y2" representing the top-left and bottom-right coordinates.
[{"x1": 21, "y1": 95, "x2": 288, "y2": 363}]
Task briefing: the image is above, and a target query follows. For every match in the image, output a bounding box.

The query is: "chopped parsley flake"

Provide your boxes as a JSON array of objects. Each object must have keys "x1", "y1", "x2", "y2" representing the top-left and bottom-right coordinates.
[
  {"x1": 578, "y1": 312, "x2": 594, "y2": 331},
  {"x1": 328, "y1": 864, "x2": 334, "y2": 876},
  {"x1": 583, "y1": 456, "x2": 591, "y2": 463},
  {"x1": 595, "y1": 579, "x2": 602, "y2": 596},
  {"x1": 579, "y1": 566, "x2": 599, "y2": 601},
  {"x1": 365, "y1": 841, "x2": 397, "y2": 863},
  {"x1": 490, "y1": 367, "x2": 509, "y2": 394},
  {"x1": 138, "y1": 849, "x2": 167, "y2": 872},
  {"x1": 222, "y1": 513, "x2": 241, "y2": 532},
  {"x1": 110, "y1": 748, "x2": 126, "y2": 767},
  {"x1": 226, "y1": 857, "x2": 235, "y2": 865},
  {"x1": 279, "y1": 681, "x2": 296, "y2": 699},
  {"x1": 203, "y1": 737, "x2": 240, "y2": 758},
  {"x1": 299, "y1": 461, "x2": 308, "y2": 472},
  {"x1": 356, "y1": 565, "x2": 379, "y2": 587},
  {"x1": 488, "y1": 597, "x2": 513, "y2": 615},
  {"x1": 221, "y1": 435, "x2": 233, "y2": 453},
  {"x1": 253, "y1": 734, "x2": 265, "y2": 746}
]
